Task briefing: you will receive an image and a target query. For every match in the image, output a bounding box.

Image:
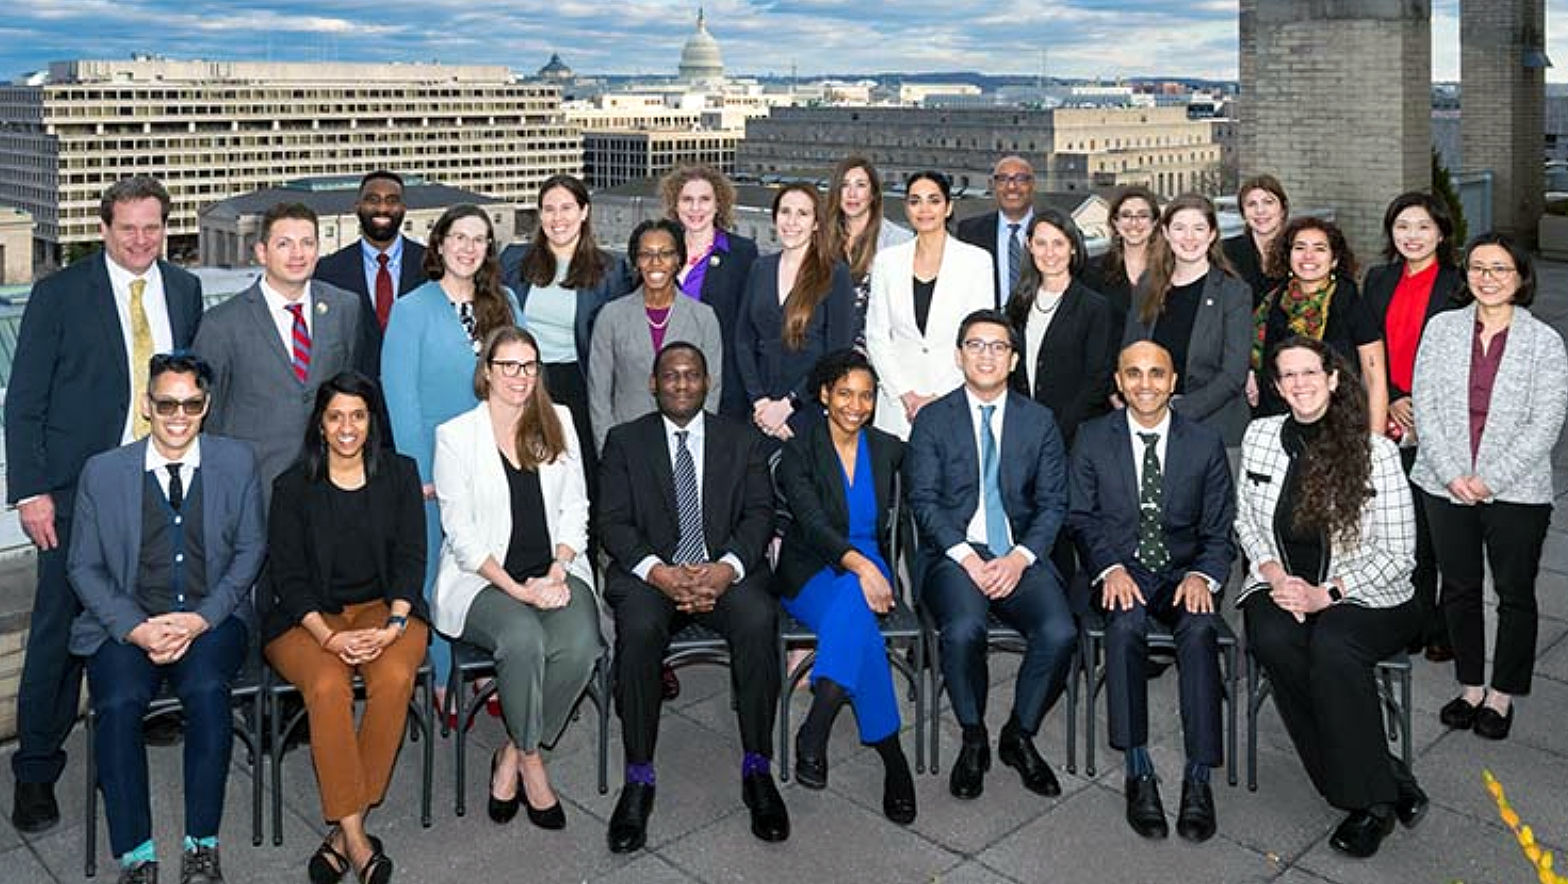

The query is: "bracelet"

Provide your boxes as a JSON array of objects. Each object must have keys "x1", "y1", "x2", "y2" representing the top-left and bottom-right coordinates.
[
  {"x1": 319, "y1": 630, "x2": 338, "y2": 649},
  {"x1": 386, "y1": 615, "x2": 408, "y2": 633}
]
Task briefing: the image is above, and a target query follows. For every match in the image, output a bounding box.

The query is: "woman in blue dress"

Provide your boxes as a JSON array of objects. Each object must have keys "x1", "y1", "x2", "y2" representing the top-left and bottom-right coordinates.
[{"x1": 774, "y1": 348, "x2": 915, "y2": 824}]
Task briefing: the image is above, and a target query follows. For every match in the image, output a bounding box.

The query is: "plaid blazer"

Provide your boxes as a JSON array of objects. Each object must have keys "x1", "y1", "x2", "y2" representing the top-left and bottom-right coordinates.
[{"x1": 1234, "y1": 416, "x2": 1416, "y2": 609}]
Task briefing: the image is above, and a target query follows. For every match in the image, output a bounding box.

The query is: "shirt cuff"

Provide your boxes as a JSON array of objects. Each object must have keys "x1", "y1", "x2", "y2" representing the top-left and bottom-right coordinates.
[
  {"x1": 632, "y1": 556, "x2": 663, "y2": 583},
  {"x1": 1011, "y1": 545, "x2": 1037, "y2": 566},
  {"x1": 945, "y1": 543, "x2": 977, "y2": 565},
  {"x1": 1186, "y1": 571, "x2": 1221, "y2": 594},
  {"x1": 1095, "y1": 563, "x2": 1125, "y2": 586},
  {"x1": 720, "y1": 553, "x2": 746, "y2": 584}
]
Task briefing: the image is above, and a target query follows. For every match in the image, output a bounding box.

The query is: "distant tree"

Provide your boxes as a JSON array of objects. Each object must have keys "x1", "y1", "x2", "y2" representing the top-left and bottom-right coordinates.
[
  {"x1": 1433, "y1": 150, "x2": 1469, "y2": 247},
  {"x1": 63, "y1": 242, "x2": 100, "y2": 266}
]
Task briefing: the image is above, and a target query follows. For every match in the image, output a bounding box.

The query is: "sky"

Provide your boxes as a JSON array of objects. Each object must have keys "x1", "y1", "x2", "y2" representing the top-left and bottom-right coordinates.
[{"x1": 4, "y1": 1, "x2": 1566, "y2": 83}]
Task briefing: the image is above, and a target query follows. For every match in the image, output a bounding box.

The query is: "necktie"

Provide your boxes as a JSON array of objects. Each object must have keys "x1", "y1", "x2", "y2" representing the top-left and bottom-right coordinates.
[
  {"x1": 980, "y1": 404, "x2": 1009, "y2": 553},
  {"x1": 375, "y1": 252, "x2": 394, "y2": 330},
  {"x1": 285, "y1": 302, "x2": 311, "y2": 383},
  {"x1": 1136, "y1": 432, "x2": 1170, "y2": 571},
  {"x1": 672, "y1": 430, "x2": 705, "y2": 565},
  {"x1": 129, "y1": 278, "x2": 153, "y2": 438},
  {"x1": 1006, "y1": 222, "x2": 1023, "y2": 302},
  {"x1": 166, "y1": 463, "x2": 184, "y2": 513}
]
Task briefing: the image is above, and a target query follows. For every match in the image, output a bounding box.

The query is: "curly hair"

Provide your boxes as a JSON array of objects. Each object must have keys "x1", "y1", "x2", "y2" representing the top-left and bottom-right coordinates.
[
  {"x1": 1268, "y1": 335, "x2": 1371, "y2": 545},
  {"x1": 1268, "y1": 216, "x2": 1359, "y2": 283},
  {"x1": 659, "y1": 164, "x2": 736, "y2": 231}
]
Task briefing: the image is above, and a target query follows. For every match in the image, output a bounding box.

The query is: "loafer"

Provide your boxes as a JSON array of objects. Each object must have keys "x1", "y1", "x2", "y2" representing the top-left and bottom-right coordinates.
[
  {"x1": 997, "y1": 723, "x2": 1060, "y2": 797},
  {"x1": 179, "y1": 843, "x2": 223, "y2": 884},
  {"x1": 883, "y1": 776, "x2": 917, "y2": 825},
  {"x1": 1473, "y1": 704, "x2": 1514, "y2": 740},
  {"x1": 1329, "y1": 809, "x2": 1395, "y2": 858},
  {"x1": 793, "y1": 750, "x2": 827, "y2": 791},
  {"x1": 118, "y1": 860, "x2": 159, "y2": 884},
  {"x1": 1124, "y1": 774, "x2": 1168, "y2": 839},
  {"x1": 1423, "y1": 644, "x2": 1454, "y2": 663},
  {"x1": 741, "y1": 771, "x2": 790, "y2": 842},
  {"x1": 1175, "y1": 781, "x2": 1216, "y2": 843},
  {"x1": 11, "y1": 781, "x2": 59, "y2": 834},
  {"x1": 1439, "y1": 696, "x2": 1480, "y2": 730},
  {"x1": 606, "y1": 782, "x2": 655, "y2": 853},
  {"x1": 948, "y1": 740, "x2": 990, "y2": 800}
]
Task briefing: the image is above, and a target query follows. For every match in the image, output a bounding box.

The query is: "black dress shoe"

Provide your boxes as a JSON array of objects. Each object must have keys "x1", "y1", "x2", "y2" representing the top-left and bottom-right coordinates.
[
  {"x1": 1423, "y1": 644, "x2": 1454, "y2": 663},
  {"x1": 741, "y1": 772, "x2": 790, "y2": 842},
  {"x1": 486, "y1": 751, "x2": 520, "y2": 824},
  {"x1": 1175, "y1": 781, "x2": 1216, "y2": 842},
  {"x1": 1124, "y1": 774, "x2": 1168, "y2": 839},
  {"x1": 1474, "y1": 704, "x2": 1514, "y2": 740},
  {"x1": 1329, "y1": 809, "x2": 1395, "y2": 858},
  {"x1": 1389, "y1": 756, "x2": 1428, "y2": 829},
  {"x1": 997, "y1": 724, "x2": 1060, "y2": 797},
  {"x1": 519, "y1": 772, "x2": 566, "y2": 830},
  {"x1": 11, "y1": 781, "x2": 59, "y2": 834},
  {"x1": 607, "y1": 782, "x2": 655, "y2": 853},
  {"x1": 949, "y1": 741, "x2": 990, "y2": 800},
  {"x1": 1439, "y1": 695, "x2": 1481, "y2": 730},
  {"x1": 883, "y1": 774, "x2": 917, "y2": 825},
  {"x1": 793, "y1": 747, "x2": 827, "y2": 791}
]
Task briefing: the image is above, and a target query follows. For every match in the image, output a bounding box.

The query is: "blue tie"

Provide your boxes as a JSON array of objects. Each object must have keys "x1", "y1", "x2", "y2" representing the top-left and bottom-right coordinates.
[
  {"x1": 672, "y1": 430, "x2": 706, "y2": 565},
  {"x1": 980, "y1": 404, "x2": 1009, "y2": 553}
]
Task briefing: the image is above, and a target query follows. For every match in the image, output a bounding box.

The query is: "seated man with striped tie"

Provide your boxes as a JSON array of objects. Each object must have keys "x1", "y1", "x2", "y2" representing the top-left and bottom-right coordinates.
[
  {"x1": 1067, "y1": 340, "x2": 1236, "y2": 843},
  {"x1": 596, "y1": 342, "x2": 786, "y2": 853},
  {"x1": 68, "y1": 352, "x2": 267, "y2": 883}
]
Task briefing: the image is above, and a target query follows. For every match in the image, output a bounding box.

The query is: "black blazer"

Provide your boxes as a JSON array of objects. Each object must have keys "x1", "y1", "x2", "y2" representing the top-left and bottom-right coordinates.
[
  {"x1": 314, "y1": 236, "x2": 429, "y2": 378},
  {"x1": 1083, "y1": 252, "x2": 1135, "y2": 328},
  {"x1": 597, "y1": 411, "x2": 775, "y2": 596},
  {"x1": 1222, "y1": 233, "x2": 1279, "y2": 308},
  {"x1": 1007, "y1": 278, "x2": 1117, "y2": 448},
  {"x1": 735, "y1": 254, "x2": 858, "y2": 433},
  {"x1": 4, "y1": 253, "x2": 203, "y2": 505},
  {"x1": 261, "y1": 453, "x2": 428, "y2": 644},
  {"x1": 1360, "y1": 260, "x2": 1464, "y2": 400},
  {"x1": 691, "y1": 231, "x2": 759, "y2": 419},
  {"x1": 1066, "y1": 409, "x2": 1235, "y2": 587},
  {"x1": 497, "y1": 243, "x2": 630, "y2": 369},
  {"x1": 773, "y1": 421, "x2": 903, "y2": 598},
  {"x1": 955, "y1": 210, "x2": 1008, "y2": 308}
]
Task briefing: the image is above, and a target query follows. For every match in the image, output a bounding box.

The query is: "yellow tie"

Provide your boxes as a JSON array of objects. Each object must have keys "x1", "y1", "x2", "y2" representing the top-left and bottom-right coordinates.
[{"x1": 129, "y1": 278, "x2": 153, "y2": 438}]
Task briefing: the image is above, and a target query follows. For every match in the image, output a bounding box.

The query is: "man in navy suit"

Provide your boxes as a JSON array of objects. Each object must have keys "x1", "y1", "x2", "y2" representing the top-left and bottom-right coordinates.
[
  {"x1": 4, "y1": 176, "x2": 204, "y2": 833},
  {"x1": 69, "y1": 351, "x2": 265, "y2": 883},
  {"x1": 955, "y1": 156, "x2": 1036, "y2": 308},
  {"x1": 908, "y1": 309, "x2": 1077, "y2": 801},
  {"x1": 1068, "y1": 340, "x2": 1235, "y2": 843}
]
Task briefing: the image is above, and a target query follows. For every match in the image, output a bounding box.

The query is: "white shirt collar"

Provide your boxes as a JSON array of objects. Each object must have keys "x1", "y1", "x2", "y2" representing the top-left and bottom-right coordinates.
[
  {"x1": 259, "y1": 276, "x2": 310, "y2": 314},
  {"x1": 662, "y1": 411, "x2": 706, "y2": 444},
  {"x1": 1125, "y1": 408, "x2": 1172, "y2": 441},
  {"x1": 104, "y1": 254, "x2": 163, "y2": 296},
  {"x1": 145, "y1": 436, "x2": 203, "y2": 474}
]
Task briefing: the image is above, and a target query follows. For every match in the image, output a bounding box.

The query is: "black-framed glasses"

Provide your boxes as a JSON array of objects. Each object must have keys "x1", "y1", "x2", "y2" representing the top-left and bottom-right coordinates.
[
  {"x1": 149, "y1": 395, "x2": 209, "y2": 417},
  {"x1": 1466, "y1": 264, "x2": 1517, "y2": 279},
  {"x1": 489, "y1": 359, "x2": 541, "y2": 378},
  {"x1": 992, "y1": 173, "x2": 1035, "y2": 186},
  {"x1": 961, "y1": 339, "x2": 1013, "y2": 356},
  {"x1": 635, "y1": 249, "x2": 679, "y2": 264}
]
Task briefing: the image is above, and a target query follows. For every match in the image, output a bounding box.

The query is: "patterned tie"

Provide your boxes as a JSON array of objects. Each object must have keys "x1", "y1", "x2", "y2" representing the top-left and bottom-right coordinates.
[
  {"x1": 672, "y1": 430, "x2": 705, "y2": 565},
  {"x1": 129, "y1": 278, "x2": 153, "y2": 438},
  {"x1": 1136, "y1": 432, "x2": 1170, "y2": 571},
  {"x1": 375, "y1": 252, "x2": 394, "y2": 330},
  {"x1": 166, "y1": 463, "x2": 184, "y2": 513},
  {"x1": 980, "y1": 404, "x2": 1009, "y2": 553},
  {"x1": 285, "y1": 302, "x2": 311, "y2": 383},
  {"x1": 1006, "y1": 222, "x2": 1023, "y2": 301}
]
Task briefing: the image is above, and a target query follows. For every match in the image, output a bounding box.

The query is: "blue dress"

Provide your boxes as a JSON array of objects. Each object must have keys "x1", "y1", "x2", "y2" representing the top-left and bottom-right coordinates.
[{"x1": 781, "y1": 431, "x2": 900, "y2": 743}]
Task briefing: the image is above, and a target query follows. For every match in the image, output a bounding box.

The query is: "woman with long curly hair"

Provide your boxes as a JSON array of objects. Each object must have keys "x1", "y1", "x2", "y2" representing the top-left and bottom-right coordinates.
[{"x1": 1236, "y1": 336, "x2": 1425, "y2": 860}]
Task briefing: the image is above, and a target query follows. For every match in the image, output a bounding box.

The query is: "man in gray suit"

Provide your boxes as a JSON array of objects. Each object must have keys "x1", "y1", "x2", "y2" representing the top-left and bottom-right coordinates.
[
  {"x1": 194, "y1": 202, "x2": 364, "y2": 496},
  {"x1": 69, "y1": 351, "x2": 266, "y2": 883}
]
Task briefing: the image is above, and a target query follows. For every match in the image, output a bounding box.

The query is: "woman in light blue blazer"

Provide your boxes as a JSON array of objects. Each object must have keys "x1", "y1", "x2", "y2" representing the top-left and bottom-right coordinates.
[{"x1": 382, "y1": 204, "x2": 524, "y2": 711}]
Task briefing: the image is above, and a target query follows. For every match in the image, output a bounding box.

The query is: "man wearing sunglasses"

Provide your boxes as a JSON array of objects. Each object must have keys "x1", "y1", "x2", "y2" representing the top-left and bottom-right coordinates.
[{"x1": 68, "y1": 352, "x2": 266, "y2": 883}]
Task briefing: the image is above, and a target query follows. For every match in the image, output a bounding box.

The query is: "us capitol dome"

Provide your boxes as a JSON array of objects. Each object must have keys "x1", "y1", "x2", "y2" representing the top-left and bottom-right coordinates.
[{"x1": 677, "y1": 8, "x2": 725, "y2": 85}]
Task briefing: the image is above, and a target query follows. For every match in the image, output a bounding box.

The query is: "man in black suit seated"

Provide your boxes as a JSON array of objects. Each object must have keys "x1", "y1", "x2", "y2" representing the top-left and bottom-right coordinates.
[
  {"x1": 1067, "y1": 340, "x2": 1235, "y2": 842},
  {"x1": 908, "y1": 309, "x2": 1077, "y2": 801},
  {"x1": 955, "y1": 156, "x2": 1036, "y2": 308},
  {"x1": 4, "y1": 176, "x2": 204, "y2": 833},
  {"x1": 597, "y1": 342, "x2": 787, "y2": 852}
]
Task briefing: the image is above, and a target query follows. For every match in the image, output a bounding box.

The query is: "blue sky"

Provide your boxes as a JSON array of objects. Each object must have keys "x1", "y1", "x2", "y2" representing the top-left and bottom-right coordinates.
[{"x1": 3, "y1": 1, "x2": 1563, "y2": 82}]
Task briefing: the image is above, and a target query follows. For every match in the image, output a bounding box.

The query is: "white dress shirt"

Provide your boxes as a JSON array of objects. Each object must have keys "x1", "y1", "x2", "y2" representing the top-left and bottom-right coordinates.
[
  {"x1": 946, "y1": 389, "x2": 1036, "y2": 566},
  {"x1": 1023, "y1": 286, "x2": 1065, "y2": 393},
  {"x1": 631, "y1": 412, "x2": 747, "y2": 583},
  {"x1": 106, "y1": 257, "x2": 174, "y2": 444},
  {"x1": 994, "y1": 209, "x2": 1034, "y2": 298},
  {"x1": 1097, "y1": 409, "x2": 1218, "y2": 592},
  {"x1": 144, "y1": 436, "x2": 203, "y2": 508},
  {"x1": 260, "y1": 277, "x2": 313, "y2": 355}
]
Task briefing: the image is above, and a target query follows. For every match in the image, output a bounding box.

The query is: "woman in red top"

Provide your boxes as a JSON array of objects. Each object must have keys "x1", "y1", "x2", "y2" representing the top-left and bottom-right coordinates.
[{"x1": 1359, "y1": 192, "x2": 1464, "y2": 661}]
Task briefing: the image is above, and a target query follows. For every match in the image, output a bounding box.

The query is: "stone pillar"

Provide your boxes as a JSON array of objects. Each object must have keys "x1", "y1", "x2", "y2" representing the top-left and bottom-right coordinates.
[
  {"x1": 1240, "y1": 0, "x2": 1432, "y2": 258},
  {"x1": 1462, "y1": 0, "x2": 1546, "y2": 246}
]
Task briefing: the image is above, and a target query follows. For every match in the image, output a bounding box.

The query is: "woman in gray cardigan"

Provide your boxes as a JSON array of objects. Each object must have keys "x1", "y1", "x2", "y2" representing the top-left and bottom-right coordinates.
[{"x1": 1411, "y1": 233, "x2": 1568, "y2": 740}]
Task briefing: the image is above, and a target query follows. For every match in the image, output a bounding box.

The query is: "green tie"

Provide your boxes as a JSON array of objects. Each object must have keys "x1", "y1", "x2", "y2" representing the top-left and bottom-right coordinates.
[{"x1": 1135, "y1": 432, "x2": 1169, "y2": 571}]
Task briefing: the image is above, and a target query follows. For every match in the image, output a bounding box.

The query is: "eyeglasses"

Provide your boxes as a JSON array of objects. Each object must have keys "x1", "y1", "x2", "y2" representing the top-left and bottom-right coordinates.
[
  {"x1": 149, "y1": 395, "x2": 208, "y2": 417},
  {"x1": 1116, "y1": 211, "x2": 1154, "y2": 223},
  {"x1": 1466, "y1": 264, "x2": 1517, "y2": 279},
  {"x1": 489, "y1": 359, "x2": 541, "y2": 378},
  {"x1": 636, "y1": 249, "x2": 679, "y2": 264},
  {"x1": 961, "y1": 339, "x2": 1013, "y2": 356},
  {"x1": 992, "y1": 173, "x2": 1034, "y2": 186},
  {"x1": 1276, "y1": 368, "x2": 1325, "y2": 384},
  {"x1": 446, "y1": 232, "x2": 490, "y2": 250}
]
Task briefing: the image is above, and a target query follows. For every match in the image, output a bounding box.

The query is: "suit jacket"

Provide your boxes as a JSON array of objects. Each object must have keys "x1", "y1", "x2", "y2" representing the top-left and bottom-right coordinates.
[
  {"x1": 314, "y1": 236, "x2": 429, "y2": 378},
  {"x1": 5, "y1": 253, "x2": 203, "y2": 505},
  {"x1": 597, "y1": 411, "x2": 774, "y2": 596},
  {"x1": 735, "y1": 254, "x2": 858, "y2": 430},
  {"x1": 261, "y1": 453, "x2": 428, "y2": 645},
  {"x1": 586, "y1": 288, "x2": 723, "y2": 453},
  {"x1": 863, "y1": 236, "x2": 995, "y2": 439},
  {"x1": 1007, "y1": 278, "x2": 1117, "y2": 447},
  {"x1": 1221, "y1": 233, "x2": 1278, "y2": 306},
  {"x1": 1067, "y1": 410, "x2": 1235, "y2": 588},
  {"x1": 194, "y1": 279, "x2": 364, "y2": 494},
  {"x1": 66, "y1": 435, "x2": 266, "y2": 655},
  {"x1": 956, "y1": 210, "x2": 1027, "y2": 308},
  {"x1": 1123, "y1": 266, "x2": 1253, "y2": 447},
  {"x1": 497, "y1": 243, "x2": 630, "y2": 369},
  {"x1": 906, "y1": 387, "x2": 1067, "y2": 568},
  {"x1": 691, "y1": 231, "x2": 759, "y2": 419},
  {"x1": 774, "y1": 421, "x2": 903, "y2": 598},
  {"x1": 1360, "y1": 260, "x2": 1464, "y2": 401},
  {"x1": 431, "y1": 402, "x2": 594, "y2": 637}
]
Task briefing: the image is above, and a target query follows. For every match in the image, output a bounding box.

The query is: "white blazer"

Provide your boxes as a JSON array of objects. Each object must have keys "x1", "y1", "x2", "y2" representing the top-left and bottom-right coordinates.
[
  {"x1": 431, "y1": 401, "x2": 594, "y2": 637},
  {"x1": 863, "y1": 235, "x2": 994, "y2": 439}
]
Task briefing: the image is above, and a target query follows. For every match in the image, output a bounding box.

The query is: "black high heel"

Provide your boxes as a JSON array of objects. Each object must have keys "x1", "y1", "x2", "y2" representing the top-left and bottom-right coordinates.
[
  {"x1": 487, "y1": 750, "x2": 520, "y2": 823},
  {"x1": 519, "y1": 766, "x2": 566, "y2": 830}
]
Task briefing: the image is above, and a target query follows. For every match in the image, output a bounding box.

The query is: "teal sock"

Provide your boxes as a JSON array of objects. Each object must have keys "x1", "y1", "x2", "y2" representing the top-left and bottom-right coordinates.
[
  {"x1": 121, "y1": 839, "x2": 157, "y2": 868},
  {"x1": 1125, "y1": 746, "x2": 1153, "y2": 778},
  {"x1": 183, "y1": 834, "x2": 218, "y2": 852}
]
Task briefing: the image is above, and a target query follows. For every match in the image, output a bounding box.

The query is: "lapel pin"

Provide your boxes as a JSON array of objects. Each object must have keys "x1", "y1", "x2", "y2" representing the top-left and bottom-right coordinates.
[
  {"x1": 709, "y1": 254, "x2": 721, "y2": 268},
  {"x1": 316, "y1": 301, "x2": 329, "y2": 315}
]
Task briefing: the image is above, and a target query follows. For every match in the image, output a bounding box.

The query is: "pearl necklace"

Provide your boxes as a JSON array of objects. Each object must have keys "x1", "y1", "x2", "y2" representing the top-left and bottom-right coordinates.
[{"x1": 1033, "y1": 287, "x2": 1066, "y2": 316}]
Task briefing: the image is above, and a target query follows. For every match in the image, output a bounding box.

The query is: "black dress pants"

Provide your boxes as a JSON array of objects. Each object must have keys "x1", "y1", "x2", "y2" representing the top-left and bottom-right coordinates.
[{"x1": 1400, "y1": 446, "x2": 1447, "y2": 648}]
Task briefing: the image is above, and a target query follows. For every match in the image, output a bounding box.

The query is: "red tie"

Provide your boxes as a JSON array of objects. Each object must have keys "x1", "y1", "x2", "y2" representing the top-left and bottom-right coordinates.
[
  {"x1": 286, "y1": 303, "x2": 311, "y2": 383},
  {"x1": 375, "y1": 253, "x2": 394, "y2": 330}
]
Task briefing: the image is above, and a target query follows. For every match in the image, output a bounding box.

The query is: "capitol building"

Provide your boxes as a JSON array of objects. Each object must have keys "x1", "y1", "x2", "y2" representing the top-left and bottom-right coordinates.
[{"x1": 677, "y1": 8, "x2": 725, "y2": 86}]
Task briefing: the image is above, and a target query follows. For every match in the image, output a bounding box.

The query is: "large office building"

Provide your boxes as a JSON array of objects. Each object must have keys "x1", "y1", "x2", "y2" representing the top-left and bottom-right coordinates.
[
  {"x1": 582, "y1": 129, "x2": 740, "y2": 190},
  {"x1": 0, "y1": 58, "x2": 581, "y2": 264}
]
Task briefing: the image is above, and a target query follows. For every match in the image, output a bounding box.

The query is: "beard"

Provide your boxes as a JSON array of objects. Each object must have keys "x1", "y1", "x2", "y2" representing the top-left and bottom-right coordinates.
[{"x1": 358, "y1": 206, "x2": 405, "y2": 243}]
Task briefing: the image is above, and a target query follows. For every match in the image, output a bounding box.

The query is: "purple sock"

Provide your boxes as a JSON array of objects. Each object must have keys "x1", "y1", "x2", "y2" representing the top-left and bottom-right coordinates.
[
  {"x1": 626, "y1": 762, "x2": 656, "y2": 786},
  {"x1": 742, "y1": 752, "x2": 771, "y2": 778}
]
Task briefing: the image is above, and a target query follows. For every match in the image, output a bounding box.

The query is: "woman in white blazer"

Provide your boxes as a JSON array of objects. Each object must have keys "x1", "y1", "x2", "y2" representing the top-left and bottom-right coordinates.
[
  {"x1": 863, "y1": 170, "x2": 994, "y2": 439},
  {"x1": 433, "y1": 326, "x2": 602, "y2": 830}
]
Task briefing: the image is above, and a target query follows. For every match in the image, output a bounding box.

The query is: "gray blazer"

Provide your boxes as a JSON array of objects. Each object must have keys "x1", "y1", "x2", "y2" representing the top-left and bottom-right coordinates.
[
  {"x1": 67, "y1": 436, "x2": 267, "y2": 656},
  {"x1": 1124, "y1": 266, "x2": 1253, "y2": 447},
  {"x1": 1411, "y1": 303, "x2": 1568, "y2": 505},
  {"x1": 194, "y1": 279, "x2": 364, "y2": 495},
  {"x1": 586, "y1": 288, "x2": 723, "y2": 453}
]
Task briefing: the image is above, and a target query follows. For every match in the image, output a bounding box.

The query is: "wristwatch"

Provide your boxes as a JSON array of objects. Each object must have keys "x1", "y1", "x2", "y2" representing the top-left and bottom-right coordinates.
[
  {"x1": 386, "y1": 614, "x2": 409, "y2": 634},
  {"x1": 1325, "y1": 584, "x2": 1343, "y2": 603}
]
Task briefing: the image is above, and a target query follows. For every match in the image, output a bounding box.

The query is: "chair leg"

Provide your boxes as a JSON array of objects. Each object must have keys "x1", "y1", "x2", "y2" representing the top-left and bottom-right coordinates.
[
  {"x1": 927, "y1": 638, "x2": 943, "y2": 777},
  {"x1": 596, "y1": 654, "x2": 611, "y2": 795},
  {"x1": 454, "y1": 676, "x2": 471, "y2": 818},
  {"x1": 1065, "y1": 637, "x2": 1083, "y2": 775},
  {"x1": 250, "y1": 693, "x2": 264, "y2": 846},
  {"x1": 913, "y1": 631, "x2": 926, "y2": 775},
  {"x1": 1084, "y1": 633, "x2": 1100, "y2": 779},
  {"x1": 1398, "y1": 667, "x2": 1413, "y2": 768},
  {"x1": 85, "y1": 710, "x2": 97, "y2": 878},
  {"x1": 776, "y1": 633, "x2": 791, "y2": 784},
  {"x1": 1224, "y1": 642, "x2": 1238, "y2": 787},
  {"x1": 1246, "y1": 650, "x2": 1261, "y2": 792},
  {"x1": 270, "y1": 690, "x2": 286, "y2": 846},
  {"x1": 419, "y1": 670, "x2": 433, "y2": 828}
]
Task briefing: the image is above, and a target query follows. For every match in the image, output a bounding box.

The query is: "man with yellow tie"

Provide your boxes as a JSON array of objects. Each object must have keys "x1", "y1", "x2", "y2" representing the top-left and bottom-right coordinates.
[{"x1": 4, "y1": 176, "x2": 204, "y2": 834}]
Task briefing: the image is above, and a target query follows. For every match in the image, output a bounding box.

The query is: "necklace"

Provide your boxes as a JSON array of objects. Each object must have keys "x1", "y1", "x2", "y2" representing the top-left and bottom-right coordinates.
[
  {"x1": 645, "y1": 302, "x2": 673, "y2": 330},
  {"x1": 1033, "y1": 288, "x2": 1065, "y2": 315}
]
